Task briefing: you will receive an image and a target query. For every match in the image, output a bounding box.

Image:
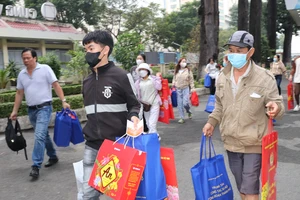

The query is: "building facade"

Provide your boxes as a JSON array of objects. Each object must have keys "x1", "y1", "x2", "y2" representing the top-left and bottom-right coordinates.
[{"x1": 0, "y1": 2, "x2": 85, "y2": 69}]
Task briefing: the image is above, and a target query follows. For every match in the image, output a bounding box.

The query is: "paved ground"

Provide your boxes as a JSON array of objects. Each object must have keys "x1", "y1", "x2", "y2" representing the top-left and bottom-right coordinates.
[{"x1": 0, "y1": 79, "x2": 300, "y2": 200}]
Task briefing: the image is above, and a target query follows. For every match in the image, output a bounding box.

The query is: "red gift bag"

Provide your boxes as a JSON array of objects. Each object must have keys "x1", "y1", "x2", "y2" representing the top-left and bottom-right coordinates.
[
  {"x1": 161, "y1": 148, "x2": 179, "y2": 200},
  {"x1": 261, "y1": 119, "x2": 278, "y2": 200},
  {"x1": 190, "y1": 91, "x2": 199, "y2": 107},
  {"x1": 159, "y1": 79, "x2": 171, "y2": 124},
  {"x1": 88, "y1": 139, "x2": 146, "y2": 200},
  {"x1": 287, "y1": 81, "x2": 294, "y2": 110}
]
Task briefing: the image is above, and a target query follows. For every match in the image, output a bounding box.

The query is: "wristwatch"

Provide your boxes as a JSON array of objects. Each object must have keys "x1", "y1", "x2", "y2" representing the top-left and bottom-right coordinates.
[{"x1": 62, "y1": 98, "x2": 67, "y2": 102}]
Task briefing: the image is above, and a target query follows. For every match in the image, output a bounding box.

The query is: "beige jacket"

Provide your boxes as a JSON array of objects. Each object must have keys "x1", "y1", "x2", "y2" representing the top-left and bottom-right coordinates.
[
  {"x1": 207, "y1": 62, "x2": 284, "y2": 154},
  {"x1": 270, "y1": 61, "x2": 286, "y2": 76},
  {"x1": 172, "y1": 68, "x2": 195, "y2": 90}
]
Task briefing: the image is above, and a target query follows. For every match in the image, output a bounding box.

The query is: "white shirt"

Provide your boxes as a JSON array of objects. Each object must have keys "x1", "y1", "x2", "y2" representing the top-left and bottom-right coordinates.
[
  {"x1": 139, "y1": 76, "x2": 158, "y2": 104},
  {"x1": 230, "y1": 61, "x2": 252, "y2": 98},
  {"x1": 294, "y1": 59, "x2": 300, "y2": 83},
  {"x1": 17, "y1": 63, "x2": 57, "y2": 106},
  {"x1": 206, "y1": 63, "x2": 218, "y2": 79}
]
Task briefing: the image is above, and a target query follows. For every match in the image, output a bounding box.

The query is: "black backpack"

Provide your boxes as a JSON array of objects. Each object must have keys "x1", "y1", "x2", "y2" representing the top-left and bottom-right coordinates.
[{"x1": 5, "y1": 118, "x2": 28, "y2": 160}]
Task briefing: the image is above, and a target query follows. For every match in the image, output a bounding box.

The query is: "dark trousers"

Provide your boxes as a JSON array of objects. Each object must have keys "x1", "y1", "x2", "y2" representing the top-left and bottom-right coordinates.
[
  {"x1": 275, "y1": 75, "x2": 282, "y2": 95},
  {"x1": 143, "y1": 113, "x2": 149, "y2": 132},
  {"x1": 210, "y1": 78, "x2": 216, "y2": 95}
]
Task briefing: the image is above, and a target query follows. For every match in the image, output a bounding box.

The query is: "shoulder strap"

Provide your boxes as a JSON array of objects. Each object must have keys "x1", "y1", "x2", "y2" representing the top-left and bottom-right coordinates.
[{"x1": 15, "y1": 120, "x2": 28, "y2": 160}]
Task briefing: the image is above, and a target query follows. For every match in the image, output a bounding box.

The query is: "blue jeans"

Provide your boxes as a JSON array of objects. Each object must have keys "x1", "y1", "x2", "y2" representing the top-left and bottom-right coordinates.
[
  {"x1": 275, "y1": 75, "x2": 282, "y2": 95},
  {"x1": 28, "y1": 105, "x2": 56, "y2": 168},
  {"x1": 83, "y1": 145, "x2": 102, "y2": 200},
  {"x1": 177, "y1": 87, "x2": 191, "y2": 119}
]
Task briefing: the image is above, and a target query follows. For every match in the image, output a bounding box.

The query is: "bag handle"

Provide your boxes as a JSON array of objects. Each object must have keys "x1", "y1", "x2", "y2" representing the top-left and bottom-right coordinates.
[
  {"x1": 268, "y1": 118, "x2": 273, "y2": 133},
  {"x1": 200, "y1": 134, "x2": 217, "y2": 161}
]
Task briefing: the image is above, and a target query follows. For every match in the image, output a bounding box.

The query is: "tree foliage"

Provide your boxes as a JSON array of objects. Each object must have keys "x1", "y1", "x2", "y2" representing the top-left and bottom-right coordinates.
[
  {"x1": 277, "y1": 0, "x2": 298, "y2": 64},
  {"x1": 114, "y1": 32, "x2": 144, "y2": 71},
  {"x1": 63, "y1": 43, "x2": 90, "y2": 82},
  {"x1": 0, "y1": 0, "x2": 18, "y2": 8},
  {"x1": 39, "y1": 52, "x2": 61, "y2": 79},
  {"x1": 24, "y1": 0, "x2": 103, "y2": 32},
  {"x1": 96, "y1": 0, "x2": 137, "y2": 38}
]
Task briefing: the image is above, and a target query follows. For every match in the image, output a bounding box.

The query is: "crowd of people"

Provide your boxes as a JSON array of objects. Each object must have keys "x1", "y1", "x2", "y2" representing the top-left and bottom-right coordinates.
[{"x1": 8, "y1": 29, "x2": 300, "y2": 200}]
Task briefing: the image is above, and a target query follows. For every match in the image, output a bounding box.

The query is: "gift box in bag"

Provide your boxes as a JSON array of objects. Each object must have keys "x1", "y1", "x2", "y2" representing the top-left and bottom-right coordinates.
[
  {"x1": 161, "y1": 148, "x2": 179, "y2": 200},
  {"x1": 191, "y1": 135, "x2": 233, "y2": 200},
  {"x1": 88, "y1": 139, "x2": 146, "y2": 200},
  {"x1": 261, "y1": 119, "x2": 278, "y2": 200},
  {"x1": 287, "y1": 81, "x2": 294, "y2": 110},
  {"x1": 118, "y1": 134, "x2": 168, "y2": 200},
  {"x1": 54, "y1": 108, "x2": 72, "y2": 147}
]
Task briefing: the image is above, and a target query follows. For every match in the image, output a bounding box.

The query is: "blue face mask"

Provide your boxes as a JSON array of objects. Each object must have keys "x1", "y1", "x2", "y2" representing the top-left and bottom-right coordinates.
[
  {"x1": 273, "y1": 58, "x2": 278, "y2": 62},
  {"x1": 227, "y1": 49, "x2": 251, "y2": 69},
  {"x1": 223, "y1": 62, "x2": 227, "y2": 67}
]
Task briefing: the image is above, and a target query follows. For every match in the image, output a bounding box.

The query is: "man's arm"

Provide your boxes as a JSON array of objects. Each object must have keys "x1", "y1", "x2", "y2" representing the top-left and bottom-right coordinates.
[
  {"x1": 265, "y1": 74, "x2": 285, "y2": 119},
  {"x1": 10, "y1": 89, "x2": 24, "y2": 120},
  {"x1": 52, "y1": 81, "x2": 70, "y2": 109}
]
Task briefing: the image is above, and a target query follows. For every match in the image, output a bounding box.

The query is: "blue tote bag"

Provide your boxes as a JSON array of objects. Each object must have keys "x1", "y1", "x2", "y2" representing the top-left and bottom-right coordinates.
[
  {"x1": 171, "y1": 88, "x2": 177, "y2": 107},
  {"x1": 205, "y1": 95, "x2": 215, "y2": 113},
  {"x1": 69, "y1": 110, "x2": 84, "y2": 145},
  {"x1": 204, "y1": 74, "x2": 211, "y2": 88},
  {"x1": 117, "y1": 134, "x2": 168, "y2": 200},
  {"x1": 191, "y1": 135, "x2": 234, "y2": 200},
  {"x1": 54, "y1": 108, "x2": 72, "y2": 147}
]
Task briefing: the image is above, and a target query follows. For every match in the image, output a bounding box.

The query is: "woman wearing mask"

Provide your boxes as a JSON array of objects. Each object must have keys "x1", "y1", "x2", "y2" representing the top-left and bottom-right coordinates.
[
  {"x1": 205, "y1": 58, "x2": 218, "y2": 95},
  {"x1": 135, "y1": 63, "x2": 162, "y2": 137},
  {"x1": 172, "y1": 58, "x2": 195, "y2": 124},
  {"x1": 270, "y1": 54, "x2": 287, "y2": 95},
  {"x1": 130, "y1": 54, "x2": 146, "y2": 82}
]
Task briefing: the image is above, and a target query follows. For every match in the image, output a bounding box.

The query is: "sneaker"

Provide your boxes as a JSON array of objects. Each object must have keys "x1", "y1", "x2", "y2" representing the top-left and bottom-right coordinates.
[
  {"x1": 29, "y1": 166, "x2": 39, "y2": 178},
  {"x1": 178, "y1": 119, "x2": 185, "y2": 124},
  {"x1": 294, "y1": 105, "x2": 300, "y2": 112},
  {"x1": 44, "y1": 157, "x2": 59, "y2": 168},
  {"x1": 157, "y1": 134, "x2": 161, "y2": 141},
  {"x1": 188, "y1": 112, "x2": 192, "y2": 119}
]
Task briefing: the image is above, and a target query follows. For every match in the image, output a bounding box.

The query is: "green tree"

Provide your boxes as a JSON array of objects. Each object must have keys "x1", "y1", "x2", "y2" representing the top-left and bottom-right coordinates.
[
  {"x1": 249, "y1": 0, "x2": 262, "y2": 63},
  {"x1": 96, "y1": 0, "x2": 137, "y2": 38},
  {"x1": 167, "y1": 1, "x2": 200, "y2": 49},
  {"x1": 182, "y1": 24, "x2": 200, "y2": 53},
  {"x1": 229, "y1": 4, "x2": 238, "y2": 28},
  {"x1": 0, "y1": 0, "x2": 18, "y2": 9},
  {"x1": 24, "y1": 0, "x2": 102, "y2": 32},
  {"x1": 267, "y1": 0, "x2": 277, "y2": 55},
  {"x1": 114, "y1": 32, "x2": 144, "y2": 71},
  {"x1": 238, "y1": 0, "x2": 249, "y2": 31},
  {"x1": 277, "y1": 0, "x2": 298, "y2": 64},
  {"x1": 39, "y1": 52, "x2": 61, "y2": 79},
  {"x1": 63, "y1": 43, "x2": 90, "y2": 82}
]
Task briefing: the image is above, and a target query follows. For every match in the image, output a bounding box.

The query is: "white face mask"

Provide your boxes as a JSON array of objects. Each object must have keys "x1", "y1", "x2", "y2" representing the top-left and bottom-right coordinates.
[
  {"x1": 139, "y1": 69, "x2": 148, "y2": 78},
  {"x1": 136, "y1": 59, "x2": 144, "y2": 66},
  {"x1": 180, "y1": 62, "x2": 187, "y2": 68}
]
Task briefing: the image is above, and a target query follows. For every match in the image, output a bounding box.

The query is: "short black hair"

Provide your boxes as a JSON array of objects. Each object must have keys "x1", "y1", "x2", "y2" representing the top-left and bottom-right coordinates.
[
  {"x1": 82, "y1": 30, "x2": 114, "y2": 56},
  {"x1": 22, "y1": 48, "x2": 38, "y2": 61},
  {"x1": 275, "y1": 54, "x2": 280, "y2": 60},
  {"x1": 139, "y1": 54, "x2": 146, "y2": 62}
]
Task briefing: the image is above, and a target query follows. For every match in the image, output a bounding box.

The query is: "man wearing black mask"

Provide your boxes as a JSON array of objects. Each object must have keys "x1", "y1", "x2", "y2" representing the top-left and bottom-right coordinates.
[{"x1": 81, "y1": 30, "x2": 141, "y2": 199}]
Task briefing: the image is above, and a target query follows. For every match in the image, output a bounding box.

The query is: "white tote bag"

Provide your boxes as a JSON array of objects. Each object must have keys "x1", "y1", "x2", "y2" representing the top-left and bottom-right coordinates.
[{"x1": 73, "y1": 160, "x2": 84, "y2": 200}]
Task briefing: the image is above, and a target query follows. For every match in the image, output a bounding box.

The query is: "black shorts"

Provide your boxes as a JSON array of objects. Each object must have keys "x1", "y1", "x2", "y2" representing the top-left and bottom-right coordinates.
[{"x1": 227, "y1": 151, "x2": 262, "y2": 195}]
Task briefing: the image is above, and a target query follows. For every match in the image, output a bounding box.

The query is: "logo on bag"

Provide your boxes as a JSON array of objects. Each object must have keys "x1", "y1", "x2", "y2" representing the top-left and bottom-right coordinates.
[
  {"x1": 103, "y1": 86, "x2": 113, "y2": 99},
  {"x1": 101, "y1": 160, "x2": 117, "y2": 187},
  {"x1": 92, "y1": 155, "x2": 123, "y2": 192}
]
